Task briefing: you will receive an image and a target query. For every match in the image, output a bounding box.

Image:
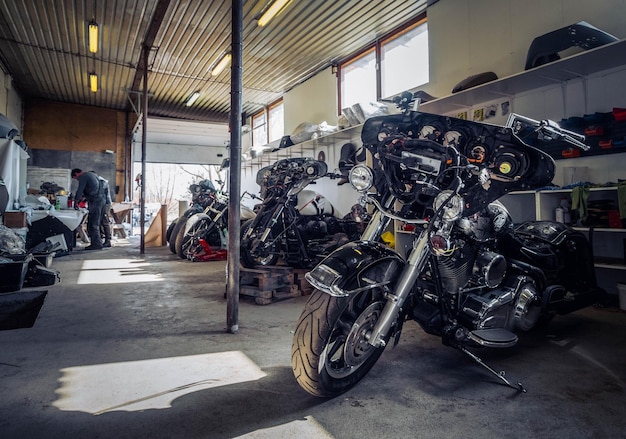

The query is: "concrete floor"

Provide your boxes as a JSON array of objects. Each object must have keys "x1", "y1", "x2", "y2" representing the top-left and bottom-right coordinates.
[{"x1": 1, "y1": 238, "x2": 626, "y2": 439}]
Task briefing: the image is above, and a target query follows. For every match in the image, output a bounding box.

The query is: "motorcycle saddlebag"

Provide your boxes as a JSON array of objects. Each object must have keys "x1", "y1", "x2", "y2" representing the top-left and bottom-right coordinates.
[{"x1": 512, "y1": 221, "x2": 598, "y2": 293}]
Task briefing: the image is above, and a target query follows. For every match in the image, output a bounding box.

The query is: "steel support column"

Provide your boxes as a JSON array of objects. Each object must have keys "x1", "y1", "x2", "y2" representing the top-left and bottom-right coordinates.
[{"x1": 226, "y1": 0, "x2": 243, "y2": 333}]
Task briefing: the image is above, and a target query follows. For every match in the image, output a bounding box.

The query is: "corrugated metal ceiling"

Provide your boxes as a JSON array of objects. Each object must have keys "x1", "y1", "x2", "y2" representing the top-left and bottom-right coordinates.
[{"x1": 0, "y1": 0, "x2": 428, "y2": 123}]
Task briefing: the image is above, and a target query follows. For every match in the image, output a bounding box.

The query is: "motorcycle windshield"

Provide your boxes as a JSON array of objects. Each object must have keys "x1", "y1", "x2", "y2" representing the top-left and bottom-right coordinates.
[{"x1": 362, "y1": 112, "x2": 556, "y2": 216}]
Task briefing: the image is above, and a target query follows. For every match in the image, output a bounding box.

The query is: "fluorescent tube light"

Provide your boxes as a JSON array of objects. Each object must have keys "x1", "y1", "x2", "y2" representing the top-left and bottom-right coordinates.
[
  {"x1": 211, "y1": 53, "x2": 232, "y2": 76},
  {"x1": 88, "y1": 21, "x2": 99, "y2": 53},
  {"x1": 89, "y1": 73, "x2": 98, "y2": 92},
  {"x1": 185, "y1": 91, "x2": 201, "y2": 107},
  {"x1": 258, "y1": 0, "x2": 291, "y2": 27}
]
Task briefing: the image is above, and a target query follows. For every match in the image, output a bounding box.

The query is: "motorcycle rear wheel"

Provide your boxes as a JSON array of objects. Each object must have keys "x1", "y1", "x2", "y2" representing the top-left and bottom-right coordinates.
[
  {"x1": 240, "y1": 218, "x2": 279, "y2": 268},
  {"x1": 168, "y1": 215, "x2": 189, "y2": 254},
  {"x1": 166, "y1": 219, "x2": 177, "y2": 244},
  {"x1": 291, "y1": 287, "x2": 389, "y2": 397}
]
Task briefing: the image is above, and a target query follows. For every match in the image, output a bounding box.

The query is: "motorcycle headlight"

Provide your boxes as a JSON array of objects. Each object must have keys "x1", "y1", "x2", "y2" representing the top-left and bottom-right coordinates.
[
  {"x1": 433, "y1": 190, "x2": 464, "y2": 221},
  {"x1": 349, "y1": 165, "x2": 374, "y2": 192}
]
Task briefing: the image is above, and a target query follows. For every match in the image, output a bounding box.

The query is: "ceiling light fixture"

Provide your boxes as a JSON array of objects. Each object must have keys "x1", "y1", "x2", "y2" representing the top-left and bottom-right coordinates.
[
  {"x1": 88, "y1": 20, "x2": 99, "y2": 53},
  {"x1": 185, "y1": 91, "x2": 201, "y2": 107},
  {"x1": 211, "y1": 53, "x2": 232, "y2": 76},
  {"x1": 257, "y1": 0, "x2": 291, "y2": 27},
  {"x1": 89, "y1": 73, "x2": 98, "y2": 92}
]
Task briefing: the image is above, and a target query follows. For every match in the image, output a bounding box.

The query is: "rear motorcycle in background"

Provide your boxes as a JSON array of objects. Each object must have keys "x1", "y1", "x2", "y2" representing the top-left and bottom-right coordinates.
[
  {"x1": 168, "y1": 180, "x2": 222, "y2": 255},
  {"x1": 291, "y1": 91, "x2": 606, "y2": 397},
  {"x1": 177, "y1": 192, "x2": 257, "y2": 261},
  {"x1": 240, "y1": 157, "x2": 367, "y2": 269}
]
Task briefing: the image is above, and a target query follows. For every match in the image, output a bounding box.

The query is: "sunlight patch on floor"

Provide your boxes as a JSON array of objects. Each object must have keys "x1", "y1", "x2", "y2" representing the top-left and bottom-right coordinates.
[
  {"x1": 53, "y1": 351, "x2": 266, "y2": 414},
  {"x1": 233, "y1": 416, "x2": 335, "y2": 439},
  {"x1": 77, "y1": 258, "x2": 163, "y2": 284}
]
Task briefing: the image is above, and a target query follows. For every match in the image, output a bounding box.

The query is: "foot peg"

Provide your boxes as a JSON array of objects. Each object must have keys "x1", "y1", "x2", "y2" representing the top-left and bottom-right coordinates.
[{"x1": 468, "y1": 328, "x2": 518, "y2": 348}]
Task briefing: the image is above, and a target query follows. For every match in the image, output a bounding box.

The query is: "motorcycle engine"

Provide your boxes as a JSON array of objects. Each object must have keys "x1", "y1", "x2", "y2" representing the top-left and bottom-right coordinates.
[
  {"x1": 439, "y1": 245, "x2": 541, "y2": 332},
  {"x1": 299, "y1": 219, "x2": 328, "y2": 239},
  {"x1": 458, "y1": 275, "x2": 541, "y2": 332}
]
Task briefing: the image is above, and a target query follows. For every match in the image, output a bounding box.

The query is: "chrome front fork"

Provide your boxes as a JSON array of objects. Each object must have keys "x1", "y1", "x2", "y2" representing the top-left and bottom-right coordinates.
[
  {"x1": 367, "y1": 228, "x2": 430, "y2": 348},
  {"x1": 360, "y1": 210, "x2": 389, "y2": 242}
]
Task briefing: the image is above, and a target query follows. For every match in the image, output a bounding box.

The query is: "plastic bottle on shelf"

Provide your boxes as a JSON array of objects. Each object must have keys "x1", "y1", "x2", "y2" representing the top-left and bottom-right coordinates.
[
  {"x1": 55, "y1": 197, "x2": 60, "y2": 210},
  {"x1": 555, "y1": 206, "x2": 564, "y2": 223},
  {"x1": 560, "y1": 198, "x2": 571, "y2": 224}
]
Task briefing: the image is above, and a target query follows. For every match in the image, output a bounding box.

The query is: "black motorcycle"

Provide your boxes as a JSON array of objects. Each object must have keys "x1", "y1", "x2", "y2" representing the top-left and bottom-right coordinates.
[
  {"x1": 240, "y1": 157, "x2": 366, "y2": 269},
  {"x1": 178, "y1": 191, "x2": 257, "y2": 261},
  {"x1": 291, "y1": 91, "x2": 606, "y2": 397},
  {"x1": 168, "y1": 179, "x2": 222, "y2": 255}
]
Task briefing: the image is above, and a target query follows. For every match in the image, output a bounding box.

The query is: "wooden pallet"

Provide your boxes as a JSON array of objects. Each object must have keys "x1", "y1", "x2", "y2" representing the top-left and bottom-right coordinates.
[
  {"x1": 239, "y1": 266, "x2": 301, "y2": 305},
  {"x1": 292, "y1": 268, "x2": 314, "y2": 296}
]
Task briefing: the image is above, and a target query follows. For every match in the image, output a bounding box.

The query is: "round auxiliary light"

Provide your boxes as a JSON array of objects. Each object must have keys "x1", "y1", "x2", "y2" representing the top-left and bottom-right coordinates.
[{"x1": 349, "y1": 164, "x2": 374, "y2": 192}]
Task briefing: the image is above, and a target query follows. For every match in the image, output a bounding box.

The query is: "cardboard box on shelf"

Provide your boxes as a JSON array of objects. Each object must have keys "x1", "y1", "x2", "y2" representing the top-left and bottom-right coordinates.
[{"x1": 2, "y1": 211, "x2": 27, "y2": 228}]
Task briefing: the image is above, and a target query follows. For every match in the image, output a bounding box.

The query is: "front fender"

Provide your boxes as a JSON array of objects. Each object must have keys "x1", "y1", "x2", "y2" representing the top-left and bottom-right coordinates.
[
  {"x1": 184, "y1": 212, "x2": 210, "y2": 234},
  {"x1": 305, "y1": 241, "x2": 404, "y2": 297}
]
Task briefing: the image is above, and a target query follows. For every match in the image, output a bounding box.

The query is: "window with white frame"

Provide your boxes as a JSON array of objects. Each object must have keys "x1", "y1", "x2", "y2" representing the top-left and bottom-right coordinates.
[
  {"x1": 339, "y1": 14, "x2": 428, "y2": 112},
  {"x1": 340, "y1": 48, "x2": 377, "y2": 110},
  {"x1": 252, "y1": 99, "x2": 284, "y2": 146},
  {"x1": 381, "y1": 19, "x2": 429, "y2": 98},
  {"x1": 268, "y1": 100, "x2": 284, "y2": 143},
  {"x1": 252, "y1": 111, "x2": 266, "y2": 147}
]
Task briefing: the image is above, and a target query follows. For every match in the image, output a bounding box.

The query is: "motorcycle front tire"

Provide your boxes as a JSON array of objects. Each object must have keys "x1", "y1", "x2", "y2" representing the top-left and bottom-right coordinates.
[
  {"x1": 179, "y1": 217, "x2": 222, "y2": 259},
  {"x1": 291, "y1": 287, "x2": 389, "y2": 398},
  {"x1": 240, "y1": 218, "x2": 279, "y2": 268}
]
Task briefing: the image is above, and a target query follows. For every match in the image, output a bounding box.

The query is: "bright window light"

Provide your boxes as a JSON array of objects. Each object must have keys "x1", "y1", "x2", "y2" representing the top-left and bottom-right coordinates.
[
  {"x1": 381, "y1": 20, "x2": 429, "y2": 98},
  {"x1": 340, "y1": 49, "x2": 377, "y2": 109},
  {"x1": 53, "y1": 351, "x2": 266, "y2": 414},
  {"x1": 77, "y1": 258, "x2": 163, "y2": 284}
]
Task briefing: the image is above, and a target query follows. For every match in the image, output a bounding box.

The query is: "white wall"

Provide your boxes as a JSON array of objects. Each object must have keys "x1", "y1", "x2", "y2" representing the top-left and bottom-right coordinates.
[
  {"x1": 283, "y1": 66, "x2": 337, "y2": 134},
  {"x1": 427, "y1": 0, "x2": 626, "y2": 98},
  {"x1": 0, "y1": 68, "x2": 23, "y2": 136}
]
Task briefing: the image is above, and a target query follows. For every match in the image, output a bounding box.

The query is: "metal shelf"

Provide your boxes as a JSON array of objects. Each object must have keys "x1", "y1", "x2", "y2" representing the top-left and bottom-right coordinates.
[{"x1": 420, "y1": 39, "x2": 626, "y2": 115}]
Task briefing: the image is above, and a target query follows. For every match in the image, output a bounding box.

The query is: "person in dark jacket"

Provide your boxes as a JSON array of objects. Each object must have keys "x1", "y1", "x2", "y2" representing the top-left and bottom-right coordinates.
[
  {"x1": 97, "y1": 174, "x2": 113, "y2": 247},
  {"x1": 71, "y1": 168, "x2": 105, "y2": 250}
]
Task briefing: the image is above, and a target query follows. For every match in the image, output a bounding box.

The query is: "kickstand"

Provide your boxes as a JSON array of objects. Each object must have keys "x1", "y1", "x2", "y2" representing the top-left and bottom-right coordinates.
[{"x1": 459, "y1": 346, "x2": 527, "y2": 393}]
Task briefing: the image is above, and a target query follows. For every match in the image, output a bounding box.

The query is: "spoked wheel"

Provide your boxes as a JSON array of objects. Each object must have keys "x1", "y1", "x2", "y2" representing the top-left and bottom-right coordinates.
[
  {"x1": 240, "y1": 218, "x2": 279, "y2": 268},
  {"x1": 291, "y1": 285, "x2": 389, "y2": 397},
  {"x1": 180, "y1": 218, "x2": 222, "y2": 260}
]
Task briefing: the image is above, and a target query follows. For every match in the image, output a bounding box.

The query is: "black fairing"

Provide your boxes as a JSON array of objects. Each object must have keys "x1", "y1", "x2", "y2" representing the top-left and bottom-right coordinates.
[{"x1": 362, "y1": 112, "x2": 556, "y2": 217}]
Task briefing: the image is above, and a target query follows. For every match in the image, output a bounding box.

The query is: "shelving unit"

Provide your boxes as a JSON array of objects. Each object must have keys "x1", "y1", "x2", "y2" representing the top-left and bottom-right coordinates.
[
  {"x1": 419, "y1": 39, "x2": 626, "y2": 116},
  {"x1": 242, "y1": 124, "x2": 363, "y2": 169}
]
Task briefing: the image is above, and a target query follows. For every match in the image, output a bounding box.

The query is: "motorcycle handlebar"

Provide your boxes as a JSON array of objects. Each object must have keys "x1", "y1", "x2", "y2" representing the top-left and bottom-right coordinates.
[{"x1": 506, "y1": 113, "x2": 590, "y2": 151}]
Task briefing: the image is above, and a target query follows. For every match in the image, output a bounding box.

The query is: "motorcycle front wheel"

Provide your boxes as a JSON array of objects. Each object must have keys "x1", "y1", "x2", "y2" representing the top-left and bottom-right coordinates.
[
  {"x1": 240, "y1": 218, "x2": 279, "y2": 268},
  {"x1": 179, "y1": 218, "x2": 223, "y2": 259},
  {"x1": 291, "y1": 286, "x2": 389, "y2": 397}
]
